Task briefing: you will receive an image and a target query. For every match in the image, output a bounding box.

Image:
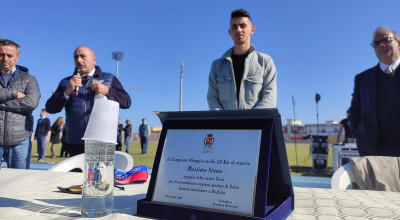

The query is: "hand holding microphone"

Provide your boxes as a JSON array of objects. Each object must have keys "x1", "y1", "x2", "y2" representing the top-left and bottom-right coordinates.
[
  {"x1": 65, "y1": 68, "x2": 82, "y2": 96},
  {"x1": 74, "y1": 68, "x2": 81, "y2": 96}
]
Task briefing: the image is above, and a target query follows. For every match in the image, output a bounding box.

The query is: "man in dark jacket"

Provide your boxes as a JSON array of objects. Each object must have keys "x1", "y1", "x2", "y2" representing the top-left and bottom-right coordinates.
[
  {"x1": 34, "y1": 109, "x2": 51, "y2": 162},
  {"x1": 116, "y1": 118, "x2": 123, "y2": 151},
  {"x1": 139, "y1": 118, "x2": 150, "y2": 155},
  {"x1": 0, "y1": 39, "x2": 40, "y2": 169},
  {"x1": 46, "y1": 46, "x2": 131, "y2": 156},
  {"x1": 349, "y1": 26, "x2": 400, "y2": 156},
  {"x1": 123, "y1": 119, "x2": 132, "y2": 153}
]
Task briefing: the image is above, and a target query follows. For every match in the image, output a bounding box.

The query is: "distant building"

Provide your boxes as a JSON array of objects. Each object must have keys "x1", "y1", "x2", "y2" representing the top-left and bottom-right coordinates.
[
  {"x1": 283, "y1": 119, "x2": 340, "y2": 143},
  {"x1": 284, "y1": 119, "x2": 305, "y2": 135},
  {"x1": 284, "y1": 119, "x2": 340, "y2": 135},
  {"x1": 151, "y1": 127, "x2": 162, "y2": 132},
  {"x1": 304, "y1": 120, "x2": 340, "y2": 134}
]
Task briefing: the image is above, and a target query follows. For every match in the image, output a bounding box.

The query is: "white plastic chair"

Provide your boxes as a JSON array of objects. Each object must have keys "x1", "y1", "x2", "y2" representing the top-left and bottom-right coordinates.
[
  {"x1": 48, "y1": 151, "x2": 134, "y2": 172},
  {"x1": 331, "y1": 163, "x2": 354, "y2": 189}
]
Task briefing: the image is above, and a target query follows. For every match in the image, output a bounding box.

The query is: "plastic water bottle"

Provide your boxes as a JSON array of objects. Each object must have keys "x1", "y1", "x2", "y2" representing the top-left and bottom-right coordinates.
[{"x1": 81, "y1": 140, "x2": 115, "y2": 217}]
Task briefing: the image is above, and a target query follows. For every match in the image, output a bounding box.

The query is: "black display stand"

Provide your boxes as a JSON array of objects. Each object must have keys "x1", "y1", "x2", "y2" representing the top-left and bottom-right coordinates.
[{"x1": 137, "y1": 109, "x2": 293, "y2": 220}]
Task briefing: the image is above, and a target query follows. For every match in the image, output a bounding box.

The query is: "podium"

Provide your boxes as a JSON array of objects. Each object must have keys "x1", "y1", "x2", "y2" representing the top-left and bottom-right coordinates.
[{"x1": 137, "y1": 109, "x2": 293, "y2": 220}]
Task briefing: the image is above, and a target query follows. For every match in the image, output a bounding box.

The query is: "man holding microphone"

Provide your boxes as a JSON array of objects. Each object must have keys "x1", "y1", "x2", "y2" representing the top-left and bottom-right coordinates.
[{"x1": 46, "y1": 46, "x2": 131, "y2": 156}]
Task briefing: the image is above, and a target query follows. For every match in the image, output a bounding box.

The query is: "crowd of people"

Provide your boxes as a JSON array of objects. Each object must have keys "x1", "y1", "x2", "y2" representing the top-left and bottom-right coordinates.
[
  {"x1": 31, "y1": 115, "x2": 150, "y2": 163},
  {"x1": 1, "y1": 8, "x2": 400, "y2": 170}
]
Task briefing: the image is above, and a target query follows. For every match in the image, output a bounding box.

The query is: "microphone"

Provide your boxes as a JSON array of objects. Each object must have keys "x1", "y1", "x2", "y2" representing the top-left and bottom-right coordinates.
[{"x1": 74, "y1": 68, "x2": 81, "y2": 96}]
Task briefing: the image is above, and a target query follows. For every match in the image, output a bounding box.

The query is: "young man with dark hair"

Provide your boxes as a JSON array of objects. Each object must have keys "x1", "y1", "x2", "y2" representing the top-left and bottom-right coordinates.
[{"x1": 207, "y1": 9, "x2": 277, "y2": 110}]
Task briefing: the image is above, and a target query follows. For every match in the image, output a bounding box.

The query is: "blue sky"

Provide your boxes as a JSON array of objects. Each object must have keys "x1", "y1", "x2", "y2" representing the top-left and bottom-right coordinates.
[{"x1": 2, "y1": 0, "x2": 400, "y2": 131}]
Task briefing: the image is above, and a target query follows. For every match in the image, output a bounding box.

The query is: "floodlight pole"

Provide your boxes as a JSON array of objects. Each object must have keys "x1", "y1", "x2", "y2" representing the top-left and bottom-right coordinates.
[
  {"x1": 315, "y1": 93, "x2": 321, "y2": 171},
  {"x1": 292, "y1": 95, "x2": 298, "y2": 172},
  {"x1": 112, "y1": 52, "x2": 124, "y2": 78},
  {"x1": 179, "y1": 61, "x2": 184, "y2": 111}
]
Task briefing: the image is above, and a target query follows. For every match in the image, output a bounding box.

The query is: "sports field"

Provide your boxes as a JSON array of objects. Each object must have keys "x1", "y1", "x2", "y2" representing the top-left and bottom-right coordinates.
[{"x1": 30, "y1": 141, "x2": 333, "y2": 176}]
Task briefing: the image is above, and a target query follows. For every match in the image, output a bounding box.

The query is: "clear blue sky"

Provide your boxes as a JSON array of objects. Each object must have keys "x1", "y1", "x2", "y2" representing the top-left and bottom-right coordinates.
[{"x1": 2, "y1": 0, "x2": 400, "y2": 131}]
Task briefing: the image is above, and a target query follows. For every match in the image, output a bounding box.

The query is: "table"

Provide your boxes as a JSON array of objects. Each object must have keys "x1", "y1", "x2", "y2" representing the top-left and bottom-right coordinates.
[
  {"x1": 288, "y1": 187, "x2": 400, "y2": 219},
  {"x1": 0, "y1": 168, "x2": 149, "y2": 219},
  {"x1": 331, "y1": 143, "x2": 359, "y2": 172},
  {"x1": 1, "y1": 169, "x2": 400, "y2": 219}
]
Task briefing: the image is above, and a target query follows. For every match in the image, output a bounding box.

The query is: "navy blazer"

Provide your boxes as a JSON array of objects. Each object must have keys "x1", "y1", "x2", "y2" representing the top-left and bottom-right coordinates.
[
  {"x1": 35, "y1": 117, "x2": 51, "y2": 137},
  {"x1": 349, "y1": 64, "x2": 381, "y2": 155}
]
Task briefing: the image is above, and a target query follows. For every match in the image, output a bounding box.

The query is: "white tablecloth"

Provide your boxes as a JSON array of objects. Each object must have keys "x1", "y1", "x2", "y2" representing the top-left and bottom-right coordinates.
[
  {"x1": 0, "y1": 168, "x2": 150, "y2": 219},
  {"x1": 288, "y1": 187, "x2": 400, "y2": 219},
  {"x1": 2, "y1": 168, "x2": 400, "y2": 219}
]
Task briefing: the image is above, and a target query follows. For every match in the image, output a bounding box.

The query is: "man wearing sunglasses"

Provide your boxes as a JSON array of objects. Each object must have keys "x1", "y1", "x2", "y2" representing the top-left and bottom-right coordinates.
[
  {"x1": 349, "y1": 26, "x2": 400, "y2": 156},
  {"x1": 0, "y1": 39, "x2": 40, "y2": 169}
]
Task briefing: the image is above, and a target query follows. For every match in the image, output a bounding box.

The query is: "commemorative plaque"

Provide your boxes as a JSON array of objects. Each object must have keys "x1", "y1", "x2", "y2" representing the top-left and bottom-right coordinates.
[{"x1": 137, "y1": 109, "x2": 293, "y2": 220}]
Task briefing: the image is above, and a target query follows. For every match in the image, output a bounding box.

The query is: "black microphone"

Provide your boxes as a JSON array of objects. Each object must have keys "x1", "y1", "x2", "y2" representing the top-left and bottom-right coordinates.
[{"x1": 74, "y1": 68, "x2": 81, "y2": 96}]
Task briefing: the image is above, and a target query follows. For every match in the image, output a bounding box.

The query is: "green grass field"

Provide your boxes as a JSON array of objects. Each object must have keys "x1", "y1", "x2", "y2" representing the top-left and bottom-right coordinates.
[
  {"x1": 286, "y1": 143, "x2": 333, "y2": 177},
  {"x1": 31, "y1": 141, "x2": 158, "y2": 168},
  {"x1": 32, "y1": 142, "x2": 333, "y2": 176}
]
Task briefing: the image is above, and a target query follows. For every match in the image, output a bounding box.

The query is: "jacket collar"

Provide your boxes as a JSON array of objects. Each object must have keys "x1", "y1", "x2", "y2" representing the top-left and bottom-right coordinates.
[
  {"x1": 222, "y1": 45, "x2": 256, "y2": 59},
  {"x1": 93, "y1": 66, "x2": 103, "y2": 78}
]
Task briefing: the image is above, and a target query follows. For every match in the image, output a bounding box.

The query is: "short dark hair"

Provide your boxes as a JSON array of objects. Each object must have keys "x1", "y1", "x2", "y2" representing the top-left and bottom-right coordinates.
[
  {"x1": 231, "y1": 9, "x2": 252, "y2": 23},
  {"x1": 0, "y1": 39, "x2": 21, "y2": 55}
]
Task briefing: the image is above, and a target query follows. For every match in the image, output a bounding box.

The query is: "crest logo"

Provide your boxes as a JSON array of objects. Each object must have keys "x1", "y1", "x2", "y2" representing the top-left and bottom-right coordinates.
[{"x1": 204, "y1": 134, "x2": 215, "y2": 150}]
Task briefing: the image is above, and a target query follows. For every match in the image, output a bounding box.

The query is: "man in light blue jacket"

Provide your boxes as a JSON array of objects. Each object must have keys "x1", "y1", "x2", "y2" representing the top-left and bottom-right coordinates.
[{"x1": 207, "y1": 9, "x2": 277, "y2": 110}]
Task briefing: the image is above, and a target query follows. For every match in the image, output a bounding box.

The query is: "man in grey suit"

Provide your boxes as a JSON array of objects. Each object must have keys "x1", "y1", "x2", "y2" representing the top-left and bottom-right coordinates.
[{"x1": 349, "y1": 26, "x2": 400, "y2": 156}]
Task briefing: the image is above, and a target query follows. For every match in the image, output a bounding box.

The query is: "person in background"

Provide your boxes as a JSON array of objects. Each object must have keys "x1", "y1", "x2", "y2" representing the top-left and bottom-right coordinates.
[
  {"x1": 49, "y1": 117, "x2": 64, "y2": 158},
  {"x1": 59, "y1": 126, "x2": 69, "y2": 157},
  {"x1": 34, "y1": 109, "x2": 51, "y2": 162},
  {"x1": 336, "y1": 111, "x2": 352, "y2": 144},
  {"x1": 116, "y1": 118, "x2": 123, "y2": 151},
  {"x1": 123, "y1": 119, "x2": 132, "y2": 153},
  {"x1": 0, "y1": 39, "x2": 40, "y2": 169},
  {"x1": 45, "y1": 46, "x2": 131, "y2": 157},
  {"x1": 207, "y1": 9, "x2": 277, "y2": 110},
  {"x1": 139, "y1": 118, "x2": 150, "y2": 155},
  {"x1": 349, "y1": 25, "x2": 400, "y2": 156}
]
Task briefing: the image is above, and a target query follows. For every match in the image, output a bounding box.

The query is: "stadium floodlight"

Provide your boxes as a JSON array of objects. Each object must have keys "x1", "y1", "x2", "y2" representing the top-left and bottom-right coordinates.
[{"x1": 112, "y1": 52, "x2": 124, "y2": 78}]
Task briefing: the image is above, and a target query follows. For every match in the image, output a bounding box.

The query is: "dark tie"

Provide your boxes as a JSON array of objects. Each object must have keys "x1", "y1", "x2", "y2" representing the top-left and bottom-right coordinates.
[{"x1": 82, "y1": 76, "x2": 90, "y2": 85}]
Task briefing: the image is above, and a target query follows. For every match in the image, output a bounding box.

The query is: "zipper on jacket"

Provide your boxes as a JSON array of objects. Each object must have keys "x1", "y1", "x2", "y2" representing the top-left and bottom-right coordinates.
[
  {"x1": 228, "y1": 58, "x2": 239, "y2": 109},
  {"x1": 84, "y1": 83, "x2": 88, "y2": 124}
]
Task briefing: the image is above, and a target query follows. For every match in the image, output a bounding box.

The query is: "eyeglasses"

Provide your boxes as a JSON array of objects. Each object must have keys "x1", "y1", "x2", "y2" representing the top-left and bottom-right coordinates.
[{"x1": 371, "y1": 37, "x2": 395, "y2": 48}]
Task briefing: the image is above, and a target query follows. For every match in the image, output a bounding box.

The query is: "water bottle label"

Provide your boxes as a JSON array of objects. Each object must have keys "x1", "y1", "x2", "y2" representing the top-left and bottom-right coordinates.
[
  {"x1": 84, "y1": 140, "x2": 115, "y2": 163},
  {"x1": 85, "y1": 154, "x2": 114, "y2": 163}
]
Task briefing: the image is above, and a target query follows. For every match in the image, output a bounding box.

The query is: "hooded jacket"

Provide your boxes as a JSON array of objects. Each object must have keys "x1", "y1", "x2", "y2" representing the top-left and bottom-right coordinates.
[{"x1": 0, "y1": 65, "x2": 40, "y2": 146}]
